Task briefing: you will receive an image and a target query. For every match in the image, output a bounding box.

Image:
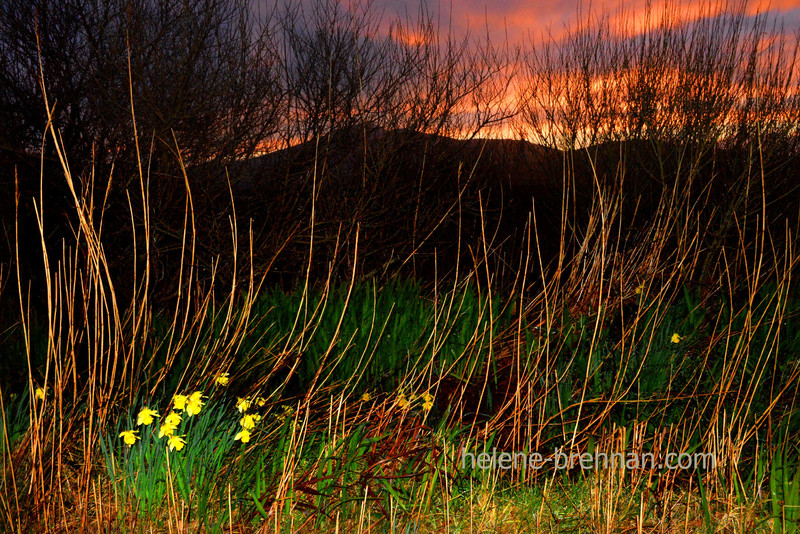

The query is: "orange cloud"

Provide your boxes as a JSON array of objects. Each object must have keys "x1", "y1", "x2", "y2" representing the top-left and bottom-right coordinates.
[{"x1": 427, "y1": 0, "x2": 800, "y2": 45}]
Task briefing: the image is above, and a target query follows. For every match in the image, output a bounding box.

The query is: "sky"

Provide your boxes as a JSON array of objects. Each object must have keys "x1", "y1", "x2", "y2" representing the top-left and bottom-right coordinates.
[
  {"x1": 255, "y1": 0, "x2": 800, "y2": 142},
  {"x1": 368, "y1": 0, "x2": 800, "y2": 47},
  {"x1": 366, "y1": 0, "x2": 800, "y2": 140}
]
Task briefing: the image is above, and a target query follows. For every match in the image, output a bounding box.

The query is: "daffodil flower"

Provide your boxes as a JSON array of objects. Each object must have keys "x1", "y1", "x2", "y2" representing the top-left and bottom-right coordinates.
[
  {"x1": 236, "y1": 397, "x2": 251, "y2": 413},
  {"x1": 164, "y1": 412, "x2": 182, "y2": 427},
  {"x1": 34, "y1": 387, "x2": 45, "y2": 400},
  {"x1": 240, "y1": 413, "x2": 262, "y2": 430},
  {"x1": 186, "y1": 401, "x2": 203, "y2": 417},
  {"x1": 186, "y1": 391, "x2": 204, "y2": 417},
  {"x1": 396, "y1": 394, "x2": 410, "y2": 410},
  {"x1": 158, "y1": 424, "x2": 175, "y2": 438},
  {"x1": 671, "y1": 333, "x2": 682, "y2": 344},
  {"x1": 421, "y1": 392, "x2": 434, "y2": 403},
  {"x1": 119, "y1": 430, "x2": 139, "y2": 446},
  {"x1": 635, "y1": 285, "x2": 644, "y2": 295},
  {"x1": 361, "y1": 392, "x2": 372, "y2": 402},
  {"x1": 172, "y1": 394, "x2": 188, "y2": 412},
  {"x1": 137, "y1": 407, "x2": 159, "y2": 426},
  {"x1": 234, "y1": 429, "x2": 251, "y2": 443},
  {"x1": 167, "y1": 434, "x2": 186, "y2": 451},
  {"x1": 215, "y1": 373, "x2": 230, "y2": 386},
  {"x1": 255, "y1": 397, "x2": 267, "y2": 407},
  {"x1": 422, "y1": 401, "x2": 434, "y2": 412}
]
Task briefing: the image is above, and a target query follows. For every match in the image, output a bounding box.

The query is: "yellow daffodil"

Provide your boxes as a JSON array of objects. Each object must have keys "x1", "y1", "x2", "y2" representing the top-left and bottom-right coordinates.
[
  {"x1": 234, "y1": 428, "x2": 251, "y2": 443},
  {"x1": 422, "y1": 401, "x2": 434, "y2": 412},
  {"x1": 361, "y1": 392, "x2": 372, "y2": 402},
  {"x1": 164, "y1": 412, "x2": 182, "y2": 427},
  {"x1": 186, "y1": 392, "x2": 204, "y2": 417},
  {"x1": 671, "y1": 333, "x2": 682, "y2": 344},
  {"x1": 396, "y1": 394, "x2": 410, "y2": 410},
  {"x1": 635, "y1": 284, "x2": 644, "y2": 295},
  {"x1": 255, "y1": 396, "x2": 267, "y2": 407},
  {"x1": 167, "y1": 435, "x2": 186, "y2": 451},
  {"x1": 240, "y1": 413, "x2": 262, "y2": 430},
  {"x1": 421, "y1": 392, "x2": 434, "y2": 403},
  {"x1": 215, "y1": 373, "x2": 230, "y2": 386},
  {"x1": 34, "y1": 387, "x2": 45, "y2": 400},
  {"x1": 236, "y1": 397, "x2": 251, "y2": 413},
  {"x1": 172, "y1": 394, "x2": 188, "y2": 412},
  {"x1": 159, "y1": 423, "x2": 177, "y2": 438},
  {"x1": 186, "y1": 401, "x2": 202, "y2": 417},
  {"x1": 119, "y1": 430, "x2": 139, "y2": 446},
  {"x1": 239, "y1": 415, "x2": 254, "y2": 429},
  {"x1": 137, "y1": 407, "x2": 159, "y2": 426}
]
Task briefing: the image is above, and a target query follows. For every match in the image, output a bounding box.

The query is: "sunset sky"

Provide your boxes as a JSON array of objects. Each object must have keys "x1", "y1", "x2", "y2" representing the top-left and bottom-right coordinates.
[
  {"x1": 370, "y1": 0, "x2": 800, "y2": 46},
  {"x1": 246, "y1": 0, "x2": 800, "y2": 143},
  {"x1": 358, "y1": 0, "x2": 800, "y2": 141}
]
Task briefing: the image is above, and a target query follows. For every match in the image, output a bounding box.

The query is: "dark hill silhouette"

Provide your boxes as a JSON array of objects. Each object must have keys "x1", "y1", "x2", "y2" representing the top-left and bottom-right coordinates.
[
  {"x1": 216, "y1": 128, "x2": 566, "y2": 289},
  {"x1": 178, "y1": 126, "x2": 798, "y2": 297}
]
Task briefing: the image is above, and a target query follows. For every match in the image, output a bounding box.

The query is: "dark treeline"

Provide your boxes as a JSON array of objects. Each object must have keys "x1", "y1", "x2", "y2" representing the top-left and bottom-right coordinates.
[{"x1": 1, "y1": 0, "x2": 799, "y2": 326}]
